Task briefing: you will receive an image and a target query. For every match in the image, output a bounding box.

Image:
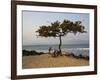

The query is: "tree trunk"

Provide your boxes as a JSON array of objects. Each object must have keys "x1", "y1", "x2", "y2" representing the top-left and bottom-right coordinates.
[{"x1": 59, "y1": 35, "x2": 62, "y2": 54}]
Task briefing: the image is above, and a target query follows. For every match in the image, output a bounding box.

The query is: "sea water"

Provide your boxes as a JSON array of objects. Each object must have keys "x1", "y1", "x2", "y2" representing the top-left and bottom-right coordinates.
[{"x1": 23, "y1": 44, "x2": 89, "y2": 56}]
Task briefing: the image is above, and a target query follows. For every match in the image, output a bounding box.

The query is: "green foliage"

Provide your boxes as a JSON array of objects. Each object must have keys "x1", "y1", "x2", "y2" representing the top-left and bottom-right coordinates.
[
  {"x1": 36, "y1": 19, "x2": 86, "y2": 37},
  {"x1": 36, "y1": 19, "x2": 86, "y2": 53}
]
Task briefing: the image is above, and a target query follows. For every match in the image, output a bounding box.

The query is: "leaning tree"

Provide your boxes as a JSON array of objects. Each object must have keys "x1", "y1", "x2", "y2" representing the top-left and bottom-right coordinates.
[{"x1": 36, "y1": 19, "x2": 86, "y2": 54}]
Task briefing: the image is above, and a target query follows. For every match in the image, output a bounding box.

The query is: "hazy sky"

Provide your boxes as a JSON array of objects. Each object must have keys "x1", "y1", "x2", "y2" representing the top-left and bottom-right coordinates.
[{"x1": 22, "y1": 10, "x2": 89, "y2": 45}]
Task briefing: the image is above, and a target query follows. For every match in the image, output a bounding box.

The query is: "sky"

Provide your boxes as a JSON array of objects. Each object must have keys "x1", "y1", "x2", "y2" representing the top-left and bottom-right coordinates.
[{"x1": 22, "y1": 10, "x2": 89, "y2": 45}]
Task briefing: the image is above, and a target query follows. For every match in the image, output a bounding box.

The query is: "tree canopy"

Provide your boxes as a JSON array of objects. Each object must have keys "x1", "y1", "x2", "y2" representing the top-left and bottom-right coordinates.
[{"x1": 36, "y1": 19, "x2": 86, "y2": 38}]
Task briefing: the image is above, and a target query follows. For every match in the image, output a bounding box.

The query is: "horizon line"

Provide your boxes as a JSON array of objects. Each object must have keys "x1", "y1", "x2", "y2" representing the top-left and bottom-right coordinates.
[{"x1": 23, "y1": 43, "x2": 89, "y2": 46}]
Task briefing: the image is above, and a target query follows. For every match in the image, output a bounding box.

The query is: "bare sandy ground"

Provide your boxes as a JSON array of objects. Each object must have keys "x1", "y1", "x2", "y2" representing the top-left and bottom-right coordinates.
[{"x1": 22, "y1": 54, "x2": 89, "y2": 69}]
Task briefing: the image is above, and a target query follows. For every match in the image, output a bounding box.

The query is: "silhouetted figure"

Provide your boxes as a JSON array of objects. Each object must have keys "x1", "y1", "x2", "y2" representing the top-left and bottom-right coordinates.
[
  {"x1": 49, "y1": 47, "x2": 52, "y2": 53},
  {"x1": 48, "y1": 47, "x2": 53, "y2": 56}
]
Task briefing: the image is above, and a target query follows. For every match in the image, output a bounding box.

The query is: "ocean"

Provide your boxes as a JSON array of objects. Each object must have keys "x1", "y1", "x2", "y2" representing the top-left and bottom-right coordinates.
[{"x1": 23, "y1": 44, "x2": 89, "y2": 56}]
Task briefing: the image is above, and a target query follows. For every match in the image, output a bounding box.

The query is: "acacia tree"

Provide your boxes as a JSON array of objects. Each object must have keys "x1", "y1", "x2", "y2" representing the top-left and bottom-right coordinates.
[{"x1": 36, "y1": 19, "x2": 86, "y2": 54}]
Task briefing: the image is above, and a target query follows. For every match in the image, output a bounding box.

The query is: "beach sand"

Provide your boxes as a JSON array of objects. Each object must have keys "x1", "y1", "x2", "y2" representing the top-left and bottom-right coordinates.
[{"x1": 22, "y1": 53, "x2": 89, "y2": 69}]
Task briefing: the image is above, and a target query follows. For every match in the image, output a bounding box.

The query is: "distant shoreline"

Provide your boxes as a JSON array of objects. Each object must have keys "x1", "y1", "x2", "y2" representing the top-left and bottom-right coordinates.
[
  {"x1": 22, "y1": 44, "x2": 89, "y2": 54},
  {"x1": 22, "y1": 48, "x2": 89, "y2": 57},
  {"x1": 22, "y1": 50, "x2": 89, "y2": 60},
  {"x1": 23, "y1": 43, "x2": 89, "y2": 46}
]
